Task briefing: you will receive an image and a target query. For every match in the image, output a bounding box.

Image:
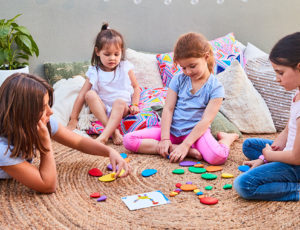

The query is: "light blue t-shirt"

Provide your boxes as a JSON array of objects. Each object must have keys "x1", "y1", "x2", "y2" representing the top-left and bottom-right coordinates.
[
  {"x1": 168, "y1": 73, "x2": 225, "y2": 137},
  {"x1": 0, "y1": 116, "x2": 59, "y2": 179}
]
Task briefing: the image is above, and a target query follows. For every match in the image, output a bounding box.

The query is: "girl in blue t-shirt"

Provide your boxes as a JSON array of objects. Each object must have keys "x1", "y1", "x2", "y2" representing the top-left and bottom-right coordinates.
[
  {"x1": 0, "y1": 73, "x2": 130, "y2": 193},
  {"x1": 123, "y1": 32, "x2": 238, "y2": 164}
]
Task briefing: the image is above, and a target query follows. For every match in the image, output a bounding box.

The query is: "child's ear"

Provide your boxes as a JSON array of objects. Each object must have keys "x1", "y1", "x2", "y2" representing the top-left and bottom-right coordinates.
[
  {"x1": 205, "y1": 52, "x2": 209, "y2": 60},
  {"x1": 297, "y1": 62, "x2": 300, "y2": 71}
]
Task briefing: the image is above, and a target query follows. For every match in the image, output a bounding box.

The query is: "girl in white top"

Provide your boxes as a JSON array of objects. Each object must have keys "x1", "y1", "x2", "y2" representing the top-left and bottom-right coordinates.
[
  {"x1": 68, "y1": 23, "x2": 140, "y2": 145},
  {"x1": 234, "y1": 32, "x2": 300, "y2": 201}
]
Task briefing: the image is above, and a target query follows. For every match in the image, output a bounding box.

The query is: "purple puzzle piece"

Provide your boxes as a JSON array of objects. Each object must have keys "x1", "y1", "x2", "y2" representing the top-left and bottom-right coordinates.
[
  {"x1": 97, "y1": 195, "x2": 107, "y2": 202},
  {"x1": 107, "y1": 164, "x2": 119, "y2": 171},
  {"x1": 179, "y1": 161, "x2": 197, "y2": 167}
]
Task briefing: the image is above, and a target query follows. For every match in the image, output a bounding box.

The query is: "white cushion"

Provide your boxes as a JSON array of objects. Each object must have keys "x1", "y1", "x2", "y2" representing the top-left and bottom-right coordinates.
[
  {"x1": 52, "y1": 75, "x2": 86, "y2": 126},
  {"x1": 243, "y1": 42, "x2": 268, "y2": 64},
  {"x1": 126, "y1": 48, "x2": 163, "y2": 88},
  {"x1": 245, "y1": 56, "x2": 295, "y2": 131},
  {"x1": 217, "y1": 60, "x2": 276, "y2": 133}
]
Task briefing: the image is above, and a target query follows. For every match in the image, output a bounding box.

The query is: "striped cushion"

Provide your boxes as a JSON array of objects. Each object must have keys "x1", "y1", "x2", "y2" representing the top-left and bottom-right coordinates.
[{"x1": 245, "y1": 56, "x2": 295, "y2": 131}]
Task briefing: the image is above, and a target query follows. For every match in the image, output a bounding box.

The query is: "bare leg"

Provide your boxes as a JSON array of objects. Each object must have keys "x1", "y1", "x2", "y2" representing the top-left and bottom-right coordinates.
[
  {"x1": 217, "y1": 132, "x2": 239, "y2": 148},
  {"x1": 85, "y1": 90, "x2": 109, "y2": 126},
  {"x1": 98, "y1": 99, "x2": 129, "y2": 145}
]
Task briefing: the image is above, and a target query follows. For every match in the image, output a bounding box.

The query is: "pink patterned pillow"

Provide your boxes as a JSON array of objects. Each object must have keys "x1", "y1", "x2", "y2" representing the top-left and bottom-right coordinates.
[
  {"x1": 156, "y1": 53, "x2": 182, "y2": 87},
  {"x1": 209, "y1": 33, "x2": 243, "y2": 74},
  {"x1": 156, "y1": 33, "x2": 243, "y2": 86}
]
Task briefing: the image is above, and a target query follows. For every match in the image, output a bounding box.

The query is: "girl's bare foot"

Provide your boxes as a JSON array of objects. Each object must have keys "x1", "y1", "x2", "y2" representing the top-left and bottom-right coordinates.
[
  {"x1": 187, "y1": 148, "x2": 203, "y2": 160},
  {"x1": 112, "y1": 129, "x2": 123, "y2": 145},
  {"x1": 217, "y1": 132, "x2": 239, "y2": 147}
]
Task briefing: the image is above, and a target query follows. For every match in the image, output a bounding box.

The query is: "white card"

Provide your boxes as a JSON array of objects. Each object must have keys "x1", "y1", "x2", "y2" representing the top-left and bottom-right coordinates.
[{"x1": 121, "y1": 190, "x2": 170, "y2": 211}]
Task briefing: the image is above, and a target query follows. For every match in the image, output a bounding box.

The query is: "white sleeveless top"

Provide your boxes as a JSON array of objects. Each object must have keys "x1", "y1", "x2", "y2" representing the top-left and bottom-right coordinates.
[
  {"x1": 284, "y1": 91, "x2": 300, "y2": 151},
  {"x1": 86, "y1": 61, "x2": 134, "y2": 114}
]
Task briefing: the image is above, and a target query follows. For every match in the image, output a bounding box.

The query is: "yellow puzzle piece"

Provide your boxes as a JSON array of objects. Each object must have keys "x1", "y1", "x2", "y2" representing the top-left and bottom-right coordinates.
[
  {"x1": 221, "y1": 173, "x2": 234, "y2": 178},
  {"x1": 99, "y1": 169, "x2": 125, "y2": 182}
]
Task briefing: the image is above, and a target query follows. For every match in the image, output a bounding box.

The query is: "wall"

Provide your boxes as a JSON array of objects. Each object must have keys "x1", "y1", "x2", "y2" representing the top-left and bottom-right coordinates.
[{"x1": 1, "y1": 0, "x2": 299, "y2": 77}]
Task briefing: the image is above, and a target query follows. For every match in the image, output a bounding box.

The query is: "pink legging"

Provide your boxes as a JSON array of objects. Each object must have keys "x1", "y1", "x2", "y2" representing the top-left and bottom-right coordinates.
[{"x1": 123, "y1": 127, "x2": 229, "y2": 165}]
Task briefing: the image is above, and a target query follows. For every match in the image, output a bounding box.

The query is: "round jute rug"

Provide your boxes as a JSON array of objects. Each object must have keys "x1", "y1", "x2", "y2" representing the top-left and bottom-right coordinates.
[{"x1": 0, "y1": 133, "x2": 299, "y2": 229}]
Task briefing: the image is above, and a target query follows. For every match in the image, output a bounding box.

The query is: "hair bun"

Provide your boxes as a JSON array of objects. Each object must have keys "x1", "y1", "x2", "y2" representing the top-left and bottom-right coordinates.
[{"x1": 101, "y1": 23, "x2": 109, "y2": 31}]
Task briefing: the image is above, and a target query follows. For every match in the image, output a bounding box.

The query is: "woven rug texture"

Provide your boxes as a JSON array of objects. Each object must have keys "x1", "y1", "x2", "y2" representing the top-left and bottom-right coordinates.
[{"x1": 0, "y1": 133, "x2": 299, "y2": 229}]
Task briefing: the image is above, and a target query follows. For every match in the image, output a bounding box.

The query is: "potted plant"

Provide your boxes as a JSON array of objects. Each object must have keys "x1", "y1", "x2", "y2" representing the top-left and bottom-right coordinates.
[{"x1": 0, "y1": 14, "x2": 39, "y2": 85}]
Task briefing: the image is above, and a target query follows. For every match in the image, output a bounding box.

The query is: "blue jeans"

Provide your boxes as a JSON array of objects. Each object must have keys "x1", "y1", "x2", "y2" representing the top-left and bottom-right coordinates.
[{"x1": 234, "y1": 138, "x2": 300, "y2": 201}]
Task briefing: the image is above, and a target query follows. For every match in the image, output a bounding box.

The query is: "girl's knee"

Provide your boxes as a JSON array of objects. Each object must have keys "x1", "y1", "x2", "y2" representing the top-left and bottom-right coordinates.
[
  {"x1": 242, "y1": 138, "x2": 253, "y2": 153},
  {"x1": 234, "y1": 174, "x2": 256, "y2": 200},
  {"x1": 203, "y1": 147, "x2": 229, "y2": 165},
  {"x1": 85, "y1": 90, "x2": 98, "y2": 102},
  {"x1": 113, "y1": 99, "x2": 126, "y2": 107},
  {"x1": 123, "y1": 132, "x2": 140, "y2": 152}
]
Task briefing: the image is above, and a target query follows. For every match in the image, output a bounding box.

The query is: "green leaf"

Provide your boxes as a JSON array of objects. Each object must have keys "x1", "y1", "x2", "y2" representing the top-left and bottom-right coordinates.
[
  {"x1": 15, "y1": 53, "x2": 29, "y2": 60},
  {"x1": 0, "y1": 48, "x2": 9, "y2": 65},
  {"x1": 6, "y1": 14, "x2": 22, "y2": 25},
  {"x1": 17, "y1": 34, "x2": 32, "y2": 51},
  {"x1": 0, "y1": 25, "x2": 10, "y2": 38},
  {"x1": 29, "y1": 35, "x2": 39, "y2": 56},
  {"x1": 15, "y1": 26, "x2": 31, "y2": 36}
]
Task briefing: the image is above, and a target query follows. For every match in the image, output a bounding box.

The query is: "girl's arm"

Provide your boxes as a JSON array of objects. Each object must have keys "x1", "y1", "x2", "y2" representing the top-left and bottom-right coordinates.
[
  {"x1": 52, "y1": 124, "x2": 130, "y2": 177},
  {"x1": 264, "y1": 118, "x2": 300, "y2": 165},
  {"x1": 128, "y1": 70, "x2": 141, "y2": 115},
  {"x1": 0, "y1": 121, "x2": 57, "y2": 193},
  {"x1": 271, "y1": 121, "x2": 288, "y2": 151},
  {"x1": 169, "y1": 97, "x2": 223, "y2": 162},
  {"x1": 67, "y1": 79, "x2": 92, "y2": 130},
  {"x1": 158, "y1": 88, "x2": 177, "y2": 157}
]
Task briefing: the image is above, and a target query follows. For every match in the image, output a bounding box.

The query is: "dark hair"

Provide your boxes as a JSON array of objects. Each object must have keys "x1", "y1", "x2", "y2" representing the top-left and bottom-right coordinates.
[
  {"x1": 173, "y1": 32, "x2": 215, "y2": 73},
  {"x1": 0, "y1": 73, "x2": 53, "y2": 159},
  {"x1": 91, "y1": 23, "x2": 125, "y2": 69},
  {"x1": 269, "y1": 32, "x2": 300, "y2": 68}
]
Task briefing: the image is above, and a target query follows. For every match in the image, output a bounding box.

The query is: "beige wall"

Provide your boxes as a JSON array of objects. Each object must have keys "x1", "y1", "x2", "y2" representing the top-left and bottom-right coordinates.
[{"x1": 1, "y1": 0, "x2": 299, "y2": 77}]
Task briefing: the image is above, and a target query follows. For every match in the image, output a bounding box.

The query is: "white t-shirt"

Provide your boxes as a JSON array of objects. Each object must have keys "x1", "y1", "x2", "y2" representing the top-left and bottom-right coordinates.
[
  {"x1": 86, "y1": 60, "x2": 134, "y2": 115},
  {"x1": 0, "y1": 116, "x2": 59, "y2": 179},
  {"x1": 284, "y1": 91, "x2": 300, "y2": 151}
]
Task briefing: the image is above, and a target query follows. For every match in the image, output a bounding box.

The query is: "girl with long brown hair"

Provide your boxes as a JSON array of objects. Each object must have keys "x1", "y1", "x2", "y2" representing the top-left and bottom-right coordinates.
[{"x1": 0, "y1": 73, "x2": 130, "y2": 193}]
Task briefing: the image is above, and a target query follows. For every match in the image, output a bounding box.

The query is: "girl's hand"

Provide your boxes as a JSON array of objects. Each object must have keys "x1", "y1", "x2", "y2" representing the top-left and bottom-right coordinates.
[
  {"x1": 169, "y1": 143, "x2": 189, "y2": 163},
  {"x1": 37, "y1": 120, "x2": 52, "y2": 152},
  {"x1": 109, "y1": 150, "x2": 131, "y2": 178},
  {"x1": 67, "y1": 118, "x2": 78, "y2": 130},
  {"x1": 262, "y1": 144, "x2": 273, "y2": 160},
  {"x1": 244, "y1": 159, "x2": 264, "y2": 169},
  {"x1": 158, "y1": 139, "x2": 172, "y2": 158},
  {"x1": 129, "y1": 105, "x2": 139, "y2": 115}
]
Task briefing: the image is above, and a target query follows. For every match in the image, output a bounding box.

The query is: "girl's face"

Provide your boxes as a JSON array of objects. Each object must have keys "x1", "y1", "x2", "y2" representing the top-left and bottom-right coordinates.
[
  {"x1": 40, "y1": 93, "x2": 53, "y2": 125},
  {"x1": 177, "y1": 56, "x2": 210, "y2": 80},
  {"x1": 271, "y1": 62, "x2": 300, "y2": 91},
  {"x1": 96, "y1": 44, "x2": 122, "y2": 71}
]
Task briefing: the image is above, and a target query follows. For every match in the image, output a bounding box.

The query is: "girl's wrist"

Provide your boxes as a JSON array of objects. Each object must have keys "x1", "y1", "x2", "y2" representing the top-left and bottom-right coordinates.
[
  {"x1": 258, "y1": 154, "x2": 268, "y2": 163},
  {"x1": 161, "y1": 138, "x2": 170, "y2": 141}
]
